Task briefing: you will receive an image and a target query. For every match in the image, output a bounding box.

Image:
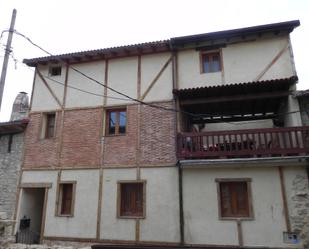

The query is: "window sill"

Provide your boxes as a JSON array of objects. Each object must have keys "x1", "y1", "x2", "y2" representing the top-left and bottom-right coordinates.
[
  {"x1": 219, "y1": 216, "x2": 254, "y2": 221},
  {"x1": 104, "y1": 134, "x2": 126, "y2": 137},
  {"x1": 56, "y1": 214, "x2": 74, "y2": 218},
  {"x1": 118, "y1": 215, "x2": 145, "y2": 219},
  {"x1": 201, "y1": 70, "x2": 222, "y2": 74}
]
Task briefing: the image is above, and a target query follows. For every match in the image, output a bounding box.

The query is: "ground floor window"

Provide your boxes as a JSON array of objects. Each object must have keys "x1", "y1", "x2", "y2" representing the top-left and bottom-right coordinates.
[
  {"x1": 118, "y1": 181, "x2": 145, "y2": 218},
  {"x1": 57, "y1": 182, "x2": 76, "y2": 216},
  {"x1": 216, "y1": 178, "x2": 253, "y2": 219}
]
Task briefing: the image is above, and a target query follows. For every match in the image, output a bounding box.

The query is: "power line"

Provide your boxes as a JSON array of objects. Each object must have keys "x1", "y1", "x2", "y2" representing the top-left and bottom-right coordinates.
[
  {"x1": 10, "y1": 56, "x2": 133, "y2": 102},
  {"x1": 5, "y1": 29, "x2": 305, "y2": 126},
  {"x1": 11, "y1": 29, "x2": 199, "y2": 117}
]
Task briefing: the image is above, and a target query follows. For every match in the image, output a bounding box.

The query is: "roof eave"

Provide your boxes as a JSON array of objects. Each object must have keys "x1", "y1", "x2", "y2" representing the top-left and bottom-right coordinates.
[{"x1": 170, "y1": 20, "x2": 300, "y2": 47}]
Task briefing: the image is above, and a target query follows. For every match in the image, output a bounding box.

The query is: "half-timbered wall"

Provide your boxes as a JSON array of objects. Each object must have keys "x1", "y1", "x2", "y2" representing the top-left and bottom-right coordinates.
[
  {"x1": 177, "y1": 35, "x2": 294, "y2": 89},
  {"x1": 182, "y1": 166, "x2": 307, "y2": 247}
]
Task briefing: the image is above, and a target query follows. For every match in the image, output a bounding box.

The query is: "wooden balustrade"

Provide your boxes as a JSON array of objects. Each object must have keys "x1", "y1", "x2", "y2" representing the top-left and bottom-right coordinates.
[{"x1": 178, "y1": 126, "x2": 309, "y2": 159}]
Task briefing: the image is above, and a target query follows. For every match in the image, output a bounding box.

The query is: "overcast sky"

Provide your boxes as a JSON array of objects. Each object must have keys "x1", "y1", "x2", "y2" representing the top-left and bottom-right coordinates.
[{"x1": 0, "y1": 0, "x2": 308, "y2": 121}]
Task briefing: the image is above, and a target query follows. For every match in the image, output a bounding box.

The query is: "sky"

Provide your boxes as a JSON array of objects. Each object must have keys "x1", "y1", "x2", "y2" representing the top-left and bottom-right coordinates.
[{"x1": 0, "y1": 0, "x2": 308, "y2": 121}]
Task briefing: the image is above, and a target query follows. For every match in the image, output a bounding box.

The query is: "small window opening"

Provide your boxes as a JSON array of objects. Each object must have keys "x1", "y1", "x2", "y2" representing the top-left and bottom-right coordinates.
[{"x1": 49, "y1": 66, "x2": 62, "y2": 76}]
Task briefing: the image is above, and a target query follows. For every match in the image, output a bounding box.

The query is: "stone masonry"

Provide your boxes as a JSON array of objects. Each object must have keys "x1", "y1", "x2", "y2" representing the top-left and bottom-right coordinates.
[
  {"x1": 0, "y1": 133, "x2": 24, "y2": 218},
  {"x1": 290, "y1": 172, "x2": 309, "y2": 248}
]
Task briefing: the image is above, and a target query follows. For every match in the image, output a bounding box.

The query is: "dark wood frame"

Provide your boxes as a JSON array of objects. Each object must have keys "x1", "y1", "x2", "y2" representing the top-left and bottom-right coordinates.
[
  {"x1": 48, "y1": 65, "x2": 62, "y2": 76},
  {"x1": 56, "y1": 181, "x2": 76, "y2": 217},
  {"x1": 105, "y1": 108, "x2": 127, "y2": 136},
  {"x1": 117, "y1": 180, "x2": 146, "y2": 219},
  {"x1": 215, "y1": 178, "x2": 254, "y2": 220},
  {"x1": 199, "y1": 50, "x2": 222, "y2": 74},
  {"x1": 45, "y1": 113, "x2": 56, "y2": 139}
]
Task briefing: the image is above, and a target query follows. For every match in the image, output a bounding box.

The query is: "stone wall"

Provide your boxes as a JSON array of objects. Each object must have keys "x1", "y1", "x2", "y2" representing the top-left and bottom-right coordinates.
[
  {"x1": 0, "y1": 133, "x2": 24, "y2": 218},
  {"x1": 290, "y1": 171, "x2": 309, "y2": 248}
]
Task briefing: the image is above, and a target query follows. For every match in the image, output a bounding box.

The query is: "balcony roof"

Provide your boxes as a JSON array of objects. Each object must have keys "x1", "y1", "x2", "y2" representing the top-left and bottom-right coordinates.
[
  {"x1": 23, "y1": 20, "x2": 300, "y2": 67},
  {"x1": 173, "y1": 76, "x2": 297, "y2": 99},
  {"x1": 174, "y1": 76, "x2": 298, "y2": 123},
  {"x1": 0, "y1": 119, "x2": 29, "y2": 135}
]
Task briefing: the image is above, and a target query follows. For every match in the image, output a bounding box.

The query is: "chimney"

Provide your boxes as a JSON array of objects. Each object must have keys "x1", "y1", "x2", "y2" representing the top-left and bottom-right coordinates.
[{"x1": 10, "y1": 92, "x2": 29, "y2": 121}]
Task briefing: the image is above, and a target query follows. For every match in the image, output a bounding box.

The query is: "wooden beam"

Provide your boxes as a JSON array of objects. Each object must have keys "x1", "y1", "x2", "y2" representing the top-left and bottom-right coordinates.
[
  {"x1": 37, "y1": 70, "x2": 63, "y2": 108},
  {"x1": 140, "y1": 56, "x2": 172, "y2": 101},
  {"x1": 180, "y1": 90, "x2": 290, "y2": 106},
  {"x1": 20, "y1": 182, "x2": 52, "y2": 188},
  {"x1": 279, "y1": 166, "x2": 292, "y2": 232},
  {"x1": 255, "y1": 42, "x2": 288, "y2": 81}
]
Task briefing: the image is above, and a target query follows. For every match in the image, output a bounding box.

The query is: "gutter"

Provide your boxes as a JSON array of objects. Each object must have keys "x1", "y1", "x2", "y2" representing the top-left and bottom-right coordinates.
[{"x1": 179, "y1": 155, "x2": 309, "y2": 169}]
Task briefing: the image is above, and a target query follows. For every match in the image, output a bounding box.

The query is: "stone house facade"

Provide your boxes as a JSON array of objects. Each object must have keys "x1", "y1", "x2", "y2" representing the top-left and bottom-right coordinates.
[
  {"x1": 0, "y1": 92, "x2": 29, "y2": 219},
  {"x1": 15, "y1": 20, "x2": 309, "y2": 248}
]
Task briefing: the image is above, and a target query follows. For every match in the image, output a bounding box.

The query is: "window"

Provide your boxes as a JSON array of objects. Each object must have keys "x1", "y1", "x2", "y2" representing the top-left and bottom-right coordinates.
[
  {"x1": 57, "y1": 182, "x2": 76, "y2": 216},
  {"x1": 118, "y1": 182, "x2": 145, "y2": 218},
  {"x1": 49, "y1": 66, "x2": 62, "y2": 76},
  {"x1": 45, "y1": 113, "x2": 56, "y2": 138},
  {"x1": 106, "y1": 109, "x2": 126, "y2": 135},
  {"x1": 216, "y1": 179, "x2": 253, "y2": 219},
  {"x1": 200, "y1": 52, "x2": 221, "y2": 73},
  {"x1": 7, "y1": 134, "x2": 13, "y2": 153}
]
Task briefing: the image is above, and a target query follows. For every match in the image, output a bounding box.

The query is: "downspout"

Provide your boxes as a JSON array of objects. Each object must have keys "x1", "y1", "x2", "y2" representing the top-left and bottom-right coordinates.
[
  {"x1": 178, "y1": 162, "x2": 185, "y2": 245},
  {"x1": 170, "y1": 39, "x2": 185, "y2": 245}
]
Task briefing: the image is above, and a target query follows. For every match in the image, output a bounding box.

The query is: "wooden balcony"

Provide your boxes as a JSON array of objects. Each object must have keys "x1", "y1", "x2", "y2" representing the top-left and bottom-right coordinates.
[{"x1": 177, "y1": 126, "x2": 309, "y2": 160}]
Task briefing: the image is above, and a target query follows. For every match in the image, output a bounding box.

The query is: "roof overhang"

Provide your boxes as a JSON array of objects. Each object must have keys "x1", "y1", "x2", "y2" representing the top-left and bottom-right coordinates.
[
  {"x1": 170, "y1": 20, "x2": 300, "y2": 48},
  {"x1": 23, "y1": 20, "x2": 300, "y2": 67},
  {"x1": 0, "y1": 119, "x2": 29, "y2": 135},
  {"x1": 23, "y1": 40, "x2": 171, "y2": 67}
]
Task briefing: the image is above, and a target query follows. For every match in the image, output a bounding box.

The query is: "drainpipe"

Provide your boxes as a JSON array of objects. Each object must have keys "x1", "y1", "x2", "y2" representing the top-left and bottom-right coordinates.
[
  {"x1": 170, "y1": 40, "x2": 185, "y2": 245},
  {"x1": 178, "y1": 161, "x2": 185, "y2": 245}
]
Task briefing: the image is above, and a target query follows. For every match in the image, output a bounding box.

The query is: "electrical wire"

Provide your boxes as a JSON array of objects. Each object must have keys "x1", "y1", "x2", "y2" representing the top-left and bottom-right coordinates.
[{"x1": 4, "y1": 29, "x2": 306, "y2": 125}]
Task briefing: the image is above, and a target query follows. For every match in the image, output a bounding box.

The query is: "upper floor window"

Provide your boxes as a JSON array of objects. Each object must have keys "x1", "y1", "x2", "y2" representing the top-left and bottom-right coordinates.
[
  {"x1": 216, "y1": 178, "x2": 253, "y2": 219},
  {"x1": 106, "y1": 109, "x2": 126, "y2": 135},
  {"x1": 200, "y1": 52, "x2": 221, "y2": 73},
  {"x1": 49, "y1": 66, "x2": 62, "y2": 76},
  {"x1": 42, "y1": 112, "x2": 56, "y2": 139}
]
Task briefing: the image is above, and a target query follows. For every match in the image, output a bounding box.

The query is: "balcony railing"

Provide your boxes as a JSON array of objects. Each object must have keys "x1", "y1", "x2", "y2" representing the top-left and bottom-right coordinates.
[{"x1": 178, "y1": 126, "x2": 309, "y2": 160}]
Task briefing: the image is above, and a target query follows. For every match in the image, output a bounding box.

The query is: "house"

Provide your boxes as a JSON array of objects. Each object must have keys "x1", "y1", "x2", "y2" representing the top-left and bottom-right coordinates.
[
  {"x1": 0, "y1": 92, "x2": 29, "y2": 221},
  {"x1": 16, "y1": 20, "x2": 308, "y2": 248}
]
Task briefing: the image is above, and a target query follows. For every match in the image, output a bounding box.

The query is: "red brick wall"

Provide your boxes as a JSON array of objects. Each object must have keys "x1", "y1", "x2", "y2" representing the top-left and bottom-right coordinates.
[
  {"x1": 23, "y1": 112, "x2": 61, "y2": 169},
  {"x1": 60, "y1": 108, "x2": 102, "y2": 167},
  {"x1": 23, "y1": 102, "x2": 176, "y2": 169},
  {"x1": 103, "y1": 105, "x2": 138, "y2": 166},
  {"x1": 139, "y1": 102, "x2": 176, "y2": 165}
]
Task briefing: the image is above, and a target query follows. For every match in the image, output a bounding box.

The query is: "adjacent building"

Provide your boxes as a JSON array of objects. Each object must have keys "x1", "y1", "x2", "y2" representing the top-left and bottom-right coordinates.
[
  {"x1": 16, "y1": 20, "x2": 309, "y2": 248},
  {"x1": 0, "y1": 92, "x2": 29, "y2": 218}
]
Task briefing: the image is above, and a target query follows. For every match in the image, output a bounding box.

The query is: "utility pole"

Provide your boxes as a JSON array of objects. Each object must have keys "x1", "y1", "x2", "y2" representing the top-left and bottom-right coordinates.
[{"x1": 0, "y1": 9, "x2": 17, "y2": 112}]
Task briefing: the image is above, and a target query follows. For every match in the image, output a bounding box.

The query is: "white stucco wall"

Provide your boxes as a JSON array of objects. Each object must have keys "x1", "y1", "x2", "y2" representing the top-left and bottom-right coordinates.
[
  {"x1": 65, "y1": 61, "x2": 105, "y2": 108},
  {"x1": 44, "y1": 169, "x2": 100, "y2": 238},
  {"x1": 106, "y1": 57, "x2": 138, "y2": 106},
  {"x1": 100, "y1": 168, "x2": 137, "y2": 241},
  {"x1": 178, "y1": 36, "x2": 294, "y2": 89},
  {"x1": 31, "y1": 65, "x2": 65, "y2": 111},
  {"x1": 182, "y1": 167, "x2": 289, "y2": 247},
  {"x1": 201, "y1": 119, "x2": 273, "y2": 132},
  {"x1": 284, "y1": 95, "x2": 302, "y2": 127},
  {"x1": 140, "y1": 53, "x2": 173, "y2": 102},
  {"x1": 140, "y1": 167, "x2": 180, "y2": 242}
]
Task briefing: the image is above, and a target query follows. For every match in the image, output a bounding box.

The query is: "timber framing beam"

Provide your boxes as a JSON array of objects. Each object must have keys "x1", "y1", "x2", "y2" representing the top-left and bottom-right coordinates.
[{"x1": 179, "y1": 90, "x2": 290, "y2": 106}]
